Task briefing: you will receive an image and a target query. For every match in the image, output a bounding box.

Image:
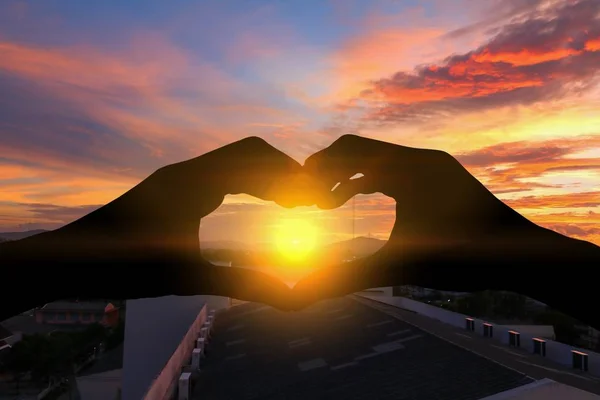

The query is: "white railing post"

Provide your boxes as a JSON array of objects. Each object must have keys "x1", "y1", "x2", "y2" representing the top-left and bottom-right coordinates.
[
  {"x1": 191, "y1": 348, "x2": 202, "y2": 370},
  {"x1": 203, "y1": 322, "x2": 212, "y2": 339},
  {"x1": 196, "y1": 337, "x2": 205, "y2": 352},
  {"x1": 178, "y1": 372, "x2": 191, "y2": 400}
]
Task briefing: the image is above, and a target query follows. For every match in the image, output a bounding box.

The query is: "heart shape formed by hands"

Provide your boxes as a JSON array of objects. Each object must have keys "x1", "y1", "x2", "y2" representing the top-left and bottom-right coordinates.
[
  {"x1": 144, "y1": 134, "x2": 549, "y2": 311},
  {"x1": 15, "y1": 135, "x2": 579, "y2": 315}
]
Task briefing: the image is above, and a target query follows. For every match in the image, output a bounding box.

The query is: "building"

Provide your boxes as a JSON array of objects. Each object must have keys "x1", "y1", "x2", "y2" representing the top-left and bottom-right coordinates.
[
  {"x1": 35, "y1": 301, "x2": 119, "y2": 327},
  {"x1": 1, "y1": 314, "x2": 58, "y2": 337},
  {"x1": 121, "y1": 295, "x2": 229, "y2": 400},
  {"x1": 138, "y1": 293, "x2": 600, "y2": 400}
]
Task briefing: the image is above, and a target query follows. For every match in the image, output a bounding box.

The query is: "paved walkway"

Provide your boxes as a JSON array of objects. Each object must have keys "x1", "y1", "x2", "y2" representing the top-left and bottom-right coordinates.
[{"x1": 355, "y1": 295, "x2": 600, "y2": 395}]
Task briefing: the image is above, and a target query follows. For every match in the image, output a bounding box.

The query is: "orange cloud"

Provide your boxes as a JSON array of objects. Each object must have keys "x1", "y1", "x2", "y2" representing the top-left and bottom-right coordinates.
[
  {"x1": 472, "y1": 48, "x2": 583, "y2": 66},
  {"x1": 454, "y1": 136, "x2": 600, "y2": 245},
  {"x1": 348, "y1": 0, "x2": 600, "y2": 124},
  {"x1": 0, "y1": 35, "x2": 311, "y2": 159},
  {"x1": 326, "y1": 27, "x2": 446, "y2": 100},
  {"x1": 0, "y1": 33, "x2": 318, "y2": 231},
  {"x1": 0, "y1": 39, "x2": 184, "y2": 96},
  {"x1": 456, "y1": 135, "x2": 600, "y2": 194},
  {"x1": 504, "y1": 192, "x2": 600, "y2": 209},
  {"x1": 585, "y1": 37, "x2": 600, "y2": 51},
  {"x1": 526, "y1": 211, "x2": 600, "y2": 245}
]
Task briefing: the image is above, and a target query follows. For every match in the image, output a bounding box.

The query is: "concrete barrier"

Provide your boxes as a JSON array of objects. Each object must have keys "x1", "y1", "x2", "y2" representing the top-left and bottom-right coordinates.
[
  {"x1": 142, "y1": 305, "x2": 207, "y2": 400},
  {"x1": 359, "y1": 295, "x2": 600, "y2": 376}
]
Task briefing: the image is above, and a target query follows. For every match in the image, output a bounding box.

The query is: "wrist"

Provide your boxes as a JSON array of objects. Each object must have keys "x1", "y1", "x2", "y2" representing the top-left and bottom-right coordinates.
[{"x1": 402, "y1": 225, "x2": 598, "y2": 295}]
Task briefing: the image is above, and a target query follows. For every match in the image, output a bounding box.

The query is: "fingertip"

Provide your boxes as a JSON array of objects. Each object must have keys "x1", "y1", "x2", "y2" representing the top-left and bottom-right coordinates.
[{"x1": 302, "y1": 155, "x2": 318, "y2": 175}]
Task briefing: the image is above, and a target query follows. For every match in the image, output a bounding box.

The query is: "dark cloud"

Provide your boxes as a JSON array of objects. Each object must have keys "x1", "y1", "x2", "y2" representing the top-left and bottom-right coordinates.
[
  {"x1": 545, "y1": 223, "x2": 600, "y2": 237},
  {"x1": 0, "y1": 202, "x2": 102, "y2": 231},
  {"x1": 456, "y1": 143, "x2": 570, "y2": 167},
  {"x1": 456, "y1": 135, "x2": 600, "y2": 168},
  {"x1": 358, "y1": 0, "x2": 600, "y2": 124},
  {"x1": 442, "y1": 0, "x2": 548, "y2": 40},
  {"x1": 0, "y1": 73, "x2": 162, "y2": 179},
  {"x1": 505, "y1": 192, "x2": 600, "y2": 209},
  {"x1": 23, "y1": 203, "x2": 102, "y2": 222},
  {"x1": 545, "y1": 164, "x2": 600, "y2": 172},
  {"x1": 454, "y1": 135, "x2": 600, "y2": 196}
]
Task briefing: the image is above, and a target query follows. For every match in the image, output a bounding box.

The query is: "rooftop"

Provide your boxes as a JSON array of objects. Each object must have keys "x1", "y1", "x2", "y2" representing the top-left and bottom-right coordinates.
[
  {"x1": 40, "y1": 301, "x2": 115, "y2": 312},
  {"x1": 358, "y1": 295, "x2": 600, "y2": 395},
  {"x1": 0, "y1": 324, "x2": 12, "y2": 340},
  {"x1": 193, "y1": 297, "x2": 536, "y2": 399},
  {"x1": 1, "y1": 314, "x2": 56, "y2": 336}
]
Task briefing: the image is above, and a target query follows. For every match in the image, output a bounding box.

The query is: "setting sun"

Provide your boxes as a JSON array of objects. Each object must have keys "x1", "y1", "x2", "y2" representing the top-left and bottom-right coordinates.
[{"x1": 273, "y1": 219, "x2": 319, "y2": 262}]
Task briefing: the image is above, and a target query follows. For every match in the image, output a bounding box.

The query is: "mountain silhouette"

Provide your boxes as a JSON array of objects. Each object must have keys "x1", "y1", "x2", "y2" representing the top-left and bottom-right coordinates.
[
  {"x1": 0, "y1": 229, "x2": 48, "y2": 241},
  {"x1": 321, "y1": 236, "x2": 386, "y2": 259},
  {"x1": 202, "y1": 236, "x2": 386, "y2": 258}
]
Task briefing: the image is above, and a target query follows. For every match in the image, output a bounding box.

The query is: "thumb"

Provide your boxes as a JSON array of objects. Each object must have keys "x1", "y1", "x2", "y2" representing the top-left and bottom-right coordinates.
[{"x1": 174, "y1": 260, "x2": 297, "y2": 310}]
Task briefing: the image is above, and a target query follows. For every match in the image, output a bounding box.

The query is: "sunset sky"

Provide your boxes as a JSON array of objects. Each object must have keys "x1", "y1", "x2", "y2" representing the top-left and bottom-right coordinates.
[{"x1": 0, "y1": 0, "x2": 599, "y2": 246}]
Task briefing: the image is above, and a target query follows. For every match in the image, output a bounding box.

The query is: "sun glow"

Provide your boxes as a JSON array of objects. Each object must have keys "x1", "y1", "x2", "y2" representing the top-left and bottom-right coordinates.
[{"x1": 273, "y1": 218, "x2": 319, "y2": 262}]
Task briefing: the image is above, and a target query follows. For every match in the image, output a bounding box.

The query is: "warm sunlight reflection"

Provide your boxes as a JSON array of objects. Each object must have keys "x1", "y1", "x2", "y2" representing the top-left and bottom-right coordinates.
[{"x1": 273, "y1": 218, "x2": 319, "y2": 262}]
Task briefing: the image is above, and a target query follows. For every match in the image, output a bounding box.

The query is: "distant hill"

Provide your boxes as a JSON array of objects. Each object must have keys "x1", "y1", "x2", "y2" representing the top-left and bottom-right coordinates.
[
  {"x1": 0, "y1": 229, "x2": 48, "y2": 242},
  {"x1": 201, "y1": 236, "x2": 387, "y2": 267},
  {"x1": 321, "y1": 236, "x2": 386, "y2": 259},
  {"x1": 0, "y1": 231, "x2": 387, "y2": 261}
]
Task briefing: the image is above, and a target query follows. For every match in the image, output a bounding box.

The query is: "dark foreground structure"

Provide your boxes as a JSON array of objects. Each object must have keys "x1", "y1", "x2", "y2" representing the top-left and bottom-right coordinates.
[{"x1": 193, "y1": 297, "x2": 536, "y2": 400}]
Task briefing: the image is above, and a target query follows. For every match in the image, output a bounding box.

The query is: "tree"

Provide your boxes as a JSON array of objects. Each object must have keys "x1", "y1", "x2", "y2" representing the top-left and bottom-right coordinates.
[
  {"x1": 490, "y1": 292, "x2": 528, "y2": 319},
  {"x1": 106, "y1": 320, "x2": 125, "y2": 350},
  {"x1": 4, "y1": 334, "x2": 53, "y2": 383},
  {"x1": 2, "y1": 339, "x2": 33, "y2": 395},
  {"x1": 449, "y1": 291, "x2": 491, "y2": 317},
  {"x1": 428, "y1": 290, "x2": 443, "y2": 301},
  {"x1": 47, "y1": 333, "x2": 76, "y2": 381},
  {"x1": 535, "y1": 309, "x2": 585, "y2": 346},
  {"x1": 77, "y1": 324, "x2": 107, "y2": 349}
]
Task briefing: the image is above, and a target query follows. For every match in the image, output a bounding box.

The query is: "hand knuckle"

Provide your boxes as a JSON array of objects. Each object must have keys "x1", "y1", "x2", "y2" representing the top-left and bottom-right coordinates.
[
  {"x1": 243, "y1": 136, "x2": 267, "y2": 146},
  {"x1": 337, "y1": 134, "x2": 359, "y2": 145}
]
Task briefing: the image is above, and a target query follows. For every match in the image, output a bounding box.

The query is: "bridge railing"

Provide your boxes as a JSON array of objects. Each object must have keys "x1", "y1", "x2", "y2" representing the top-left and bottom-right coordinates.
[
  {"x1": 357, "y1": 294, "x2": 600, "y2": 376},
  {"x1": 142, "y1": 305, "x2": 207, "y2": 400}
]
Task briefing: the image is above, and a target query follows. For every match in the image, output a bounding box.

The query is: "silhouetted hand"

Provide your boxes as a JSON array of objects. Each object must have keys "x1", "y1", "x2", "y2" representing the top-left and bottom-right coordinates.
[
  {"x1": 293, "y1": 135, "x2": 600, "y2": 326},
  {"x1": 1, "y1": 137, "x2": 316, "y2": 318}
]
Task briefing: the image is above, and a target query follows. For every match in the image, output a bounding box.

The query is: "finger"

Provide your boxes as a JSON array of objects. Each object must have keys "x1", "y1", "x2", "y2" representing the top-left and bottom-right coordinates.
[
  {"x1": 159, "y1": 136, "x2": 315, "y2": 213},
  {"x1": 317, "y1": 175, "x2": 378, "y2": 210},
  {"x1": 175, "y1": 258, "x2": 297, "y2": 310},
  {"x1": 225, "y1": 137, "x2": 304, "y2": 201},
  {"x1": 210, "y1": 137, "x2": 320, "y2": 207},
  {"x1": 273, "y1": 172, "x2": 330, "y2": 208},
  {"x1": 304, "y1": 135, "x2": 398, "y2": 206},
  {"x1": 291, "y1": 256, "x2": 390, "y2": 308},
  {"x1": 304, "y1": 135, "x2": 394, "y2": 180},
  {"x1": 208, "y1": 266, "x2": 295, "y2": 310},
  {"x1": 304, "y1": 135, "x2": 370, "y2": 190}
]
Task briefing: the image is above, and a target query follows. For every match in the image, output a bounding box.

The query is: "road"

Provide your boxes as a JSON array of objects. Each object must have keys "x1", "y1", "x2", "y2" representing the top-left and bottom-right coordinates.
[{"x1": 355, "y1": 295, "x2": 600, "y2": 395}]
